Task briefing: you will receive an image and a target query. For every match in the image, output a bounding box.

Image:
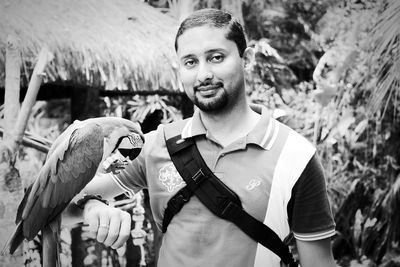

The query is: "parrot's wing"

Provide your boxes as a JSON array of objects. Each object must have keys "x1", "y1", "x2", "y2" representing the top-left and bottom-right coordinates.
[
  {"x1": 17, "y1": 122, "x2": 104, "y2": 239},
  {"x1": 45, "y1": 120, "x2": 82, "y2": 160}
]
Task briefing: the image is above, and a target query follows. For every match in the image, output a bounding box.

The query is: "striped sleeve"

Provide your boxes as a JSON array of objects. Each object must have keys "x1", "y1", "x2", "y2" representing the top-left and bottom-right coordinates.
[
  {"x1": 111, "y1": 135, "x2": 149, "y2": 197},
  {"x1": 287, "y1": 154, "x2": 336, "y2": 241}
]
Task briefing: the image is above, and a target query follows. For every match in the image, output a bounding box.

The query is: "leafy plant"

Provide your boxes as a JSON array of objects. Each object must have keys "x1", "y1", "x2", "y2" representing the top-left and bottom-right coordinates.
[
  {"x1": 126, "y1": 95, "x2": 182, "y2": 123},
  {"x1": 367, "y1": 0, "x2": 400, "y2": 117}
]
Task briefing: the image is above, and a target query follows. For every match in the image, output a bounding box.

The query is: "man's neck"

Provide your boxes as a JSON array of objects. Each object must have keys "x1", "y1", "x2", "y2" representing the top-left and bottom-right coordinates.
[{"x1": 199, "y1": 101, "x2": 260, "y2": 147}]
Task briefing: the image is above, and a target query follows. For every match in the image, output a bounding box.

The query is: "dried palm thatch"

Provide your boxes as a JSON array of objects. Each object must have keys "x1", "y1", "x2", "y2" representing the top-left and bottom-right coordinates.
[{"x1": 0, "y1": 0, "x2": 180, "y2": 91}]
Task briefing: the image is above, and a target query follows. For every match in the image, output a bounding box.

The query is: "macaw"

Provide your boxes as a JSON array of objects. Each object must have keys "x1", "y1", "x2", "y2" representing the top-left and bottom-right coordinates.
[{"x1": 1, "y1": 117, "x2": 144, "y2": 267}]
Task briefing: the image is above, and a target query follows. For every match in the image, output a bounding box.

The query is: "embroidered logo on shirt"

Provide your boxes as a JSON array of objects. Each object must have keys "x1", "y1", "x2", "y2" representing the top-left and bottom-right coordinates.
[
  {"x1": 246, "y1": 179, "x2": 261, "y2": 191},
  {"x1": 159, "y1": 163, "x2": 186, "y2": 192}
]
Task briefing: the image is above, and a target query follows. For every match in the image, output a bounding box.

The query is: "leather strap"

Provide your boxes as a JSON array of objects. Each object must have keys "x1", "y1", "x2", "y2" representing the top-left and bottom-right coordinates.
[{"x1": 162, "y1": 134, "x2": 296, "y2": 265}]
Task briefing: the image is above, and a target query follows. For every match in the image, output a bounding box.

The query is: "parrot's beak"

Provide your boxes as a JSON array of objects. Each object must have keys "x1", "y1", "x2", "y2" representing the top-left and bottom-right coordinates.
[
  {"x1": 118, "y1": 147, "x2": 141, "y2": 160},
  {"x1": 117, "y1": 133, "x2": 144, "y2": 160}
]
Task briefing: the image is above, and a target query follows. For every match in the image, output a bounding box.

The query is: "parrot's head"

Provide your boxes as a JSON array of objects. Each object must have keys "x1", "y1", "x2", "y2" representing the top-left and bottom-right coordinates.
[{"x1": 95, "y1": 117, "x2": 145, "y2": 161}]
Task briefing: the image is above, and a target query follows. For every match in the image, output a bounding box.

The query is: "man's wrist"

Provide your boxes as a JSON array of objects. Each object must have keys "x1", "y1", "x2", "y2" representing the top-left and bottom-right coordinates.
[{"x1": 75, "y1": 194, "x2": 109, "y2": 209}]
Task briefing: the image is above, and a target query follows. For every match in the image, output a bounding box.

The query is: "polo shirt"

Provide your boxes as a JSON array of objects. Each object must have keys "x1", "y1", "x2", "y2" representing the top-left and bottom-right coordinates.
[{"x1": 112, "y1": 105, "x2": 335, "y2": 267}]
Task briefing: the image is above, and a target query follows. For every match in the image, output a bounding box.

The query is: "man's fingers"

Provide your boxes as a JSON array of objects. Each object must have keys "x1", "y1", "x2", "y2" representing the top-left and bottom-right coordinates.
[
  {"x1": 86, "y1": 214, "x2": 99, "y2": 239},
  {"x1": 111, "y1": 212, "x2": 131, "y2": 249},
  {"x1": 83, "y1": 204, "x2": 132, "y2": 249},
  {"x1": 103, "y1": 216, "x2": 121, "y2": 247},
  {"x1": 97, "y1": 216, "x2": 110, "y2": 243}
]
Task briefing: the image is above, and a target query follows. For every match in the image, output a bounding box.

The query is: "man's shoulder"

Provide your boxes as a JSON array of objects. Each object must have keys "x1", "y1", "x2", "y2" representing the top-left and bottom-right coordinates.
[
  {"x1": 275, "y1": 119, "x2": 314, "y2": 149},
  {"x1": 162, "y1": 117, "x2": 192, "y2": 139},
  {"x1": 144, "y1": 118, "x2": 192, "y2": 143}
]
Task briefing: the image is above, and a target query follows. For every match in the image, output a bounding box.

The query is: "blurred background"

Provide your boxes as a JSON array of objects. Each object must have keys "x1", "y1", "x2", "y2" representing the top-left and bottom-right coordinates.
[{"x1": 0, "y1": 0, "x2": 399, "y2": 266}]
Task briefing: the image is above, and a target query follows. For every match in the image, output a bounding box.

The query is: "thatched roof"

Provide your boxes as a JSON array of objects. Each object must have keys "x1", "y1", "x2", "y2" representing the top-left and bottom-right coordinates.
[{"x1": 0, "y1": 0, "x2": 181, "y2": 92}]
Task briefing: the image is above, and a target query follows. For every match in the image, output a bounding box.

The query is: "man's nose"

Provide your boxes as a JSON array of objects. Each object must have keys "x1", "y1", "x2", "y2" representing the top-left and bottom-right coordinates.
[{"x1": 197, "y1": 62, "x2": 213, "y2": 83}]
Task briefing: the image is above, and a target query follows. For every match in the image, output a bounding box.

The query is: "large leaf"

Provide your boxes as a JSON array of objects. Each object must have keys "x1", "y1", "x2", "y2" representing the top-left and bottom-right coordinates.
[{"x1": 368, "y1": 0, "x2": 400, "y2": 115}]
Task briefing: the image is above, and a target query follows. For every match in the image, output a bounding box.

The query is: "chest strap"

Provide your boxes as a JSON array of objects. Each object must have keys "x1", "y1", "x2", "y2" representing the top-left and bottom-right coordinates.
[{"x1": 162, "y1": 134, "x2": 297, "y2": 266}]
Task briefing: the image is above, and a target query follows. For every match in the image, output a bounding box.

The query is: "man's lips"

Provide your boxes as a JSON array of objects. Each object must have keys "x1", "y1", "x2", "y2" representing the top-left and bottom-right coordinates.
[
  {"x1": 196, "y1": 84, "x2": 221, "y2": 91},
  {"x1": 194, "y1": 83, "x2": 223, "y2": 97},
  {"x1": 194, "y1": 82, "x2": 223, "y2": 92}
]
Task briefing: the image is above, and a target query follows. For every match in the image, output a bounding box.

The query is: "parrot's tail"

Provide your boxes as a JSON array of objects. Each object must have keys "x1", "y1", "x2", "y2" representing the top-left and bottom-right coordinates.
[
  {"x1": 42, "y1": 225, "x2": 61, "y2": 267},
  {"x1": 1, "y1": 221, "x2": 24, "y2": 255}
]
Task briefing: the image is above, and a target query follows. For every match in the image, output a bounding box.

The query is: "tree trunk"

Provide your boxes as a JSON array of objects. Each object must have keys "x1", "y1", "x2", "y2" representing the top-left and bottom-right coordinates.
[{"x1": 0, "y1": 35, "x2": 24, "y2": 267}]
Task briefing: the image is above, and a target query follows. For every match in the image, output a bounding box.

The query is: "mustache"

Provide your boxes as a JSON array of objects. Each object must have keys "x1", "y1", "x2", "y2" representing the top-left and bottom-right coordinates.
[{"x1": 194, "y1": 81, "x2": 224, "y2": 91}]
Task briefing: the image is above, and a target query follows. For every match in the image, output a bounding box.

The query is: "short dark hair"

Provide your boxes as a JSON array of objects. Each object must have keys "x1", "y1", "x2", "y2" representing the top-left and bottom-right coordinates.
[{"x1": 174, "y1": 9, "x2": 247, "y2": 57}]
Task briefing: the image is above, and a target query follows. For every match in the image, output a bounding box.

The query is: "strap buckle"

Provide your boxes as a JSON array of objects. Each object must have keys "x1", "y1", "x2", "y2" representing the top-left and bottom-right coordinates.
[
  {"x1": 192, "y1": 168, "x2": 206, "y2": 185},
  {"x1": 168, "y1": 189, "x2": 191, "y2": 214}
]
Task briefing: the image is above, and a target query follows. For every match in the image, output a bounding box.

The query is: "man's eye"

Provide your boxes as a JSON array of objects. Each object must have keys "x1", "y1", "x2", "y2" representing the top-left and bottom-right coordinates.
[
  {"x1": 184, "y1": 59, "x2": 196, "y2": 68},
  {"x1": 210, "y1": 54, "x2": 224, "y2": 63}
]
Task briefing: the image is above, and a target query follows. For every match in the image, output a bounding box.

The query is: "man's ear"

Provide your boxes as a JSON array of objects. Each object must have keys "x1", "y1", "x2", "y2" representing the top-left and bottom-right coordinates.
[{"x1": 242, "y1": 47, "x2": 255, "y2": 70}]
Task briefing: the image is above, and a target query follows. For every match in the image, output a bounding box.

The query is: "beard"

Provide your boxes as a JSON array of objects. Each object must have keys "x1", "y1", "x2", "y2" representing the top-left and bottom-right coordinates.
[{"x1": 193, "y1": 82, "x2": 228, "y2": 112}]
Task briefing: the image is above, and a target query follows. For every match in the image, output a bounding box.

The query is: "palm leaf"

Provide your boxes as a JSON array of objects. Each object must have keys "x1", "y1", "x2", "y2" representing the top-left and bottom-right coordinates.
[{"x1": 368, "y1": 0, "x2": 400, "y2": 115}]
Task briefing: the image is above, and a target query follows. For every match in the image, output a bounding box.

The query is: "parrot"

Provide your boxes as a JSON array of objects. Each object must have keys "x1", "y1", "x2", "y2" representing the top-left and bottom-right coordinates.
[{"x1": 1, "y1": 117, "x2": 144, "y2": 267}]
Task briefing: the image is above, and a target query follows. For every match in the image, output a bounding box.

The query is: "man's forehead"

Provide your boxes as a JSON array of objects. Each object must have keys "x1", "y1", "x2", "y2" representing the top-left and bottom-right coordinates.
[{"x1": 176, "y1": 25, "x2": 232, "y2": 55}]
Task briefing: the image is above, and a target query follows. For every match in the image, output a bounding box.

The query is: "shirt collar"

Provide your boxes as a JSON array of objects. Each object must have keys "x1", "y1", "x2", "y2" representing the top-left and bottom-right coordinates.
[
  {"x1": 181, "y1": 108, "x2": 207, "y2": 139},
  {"x1": 246, "y1": 104, "x2": 277, "y2": 150},
  {"x1": 181, "y1": 104, "x2": 278, "y2": 150}
]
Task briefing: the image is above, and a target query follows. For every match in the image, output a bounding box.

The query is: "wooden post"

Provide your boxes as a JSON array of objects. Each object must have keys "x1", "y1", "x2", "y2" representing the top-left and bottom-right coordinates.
[{"x1": 71, "y1": 86, "x2": 100, "y2": 121}]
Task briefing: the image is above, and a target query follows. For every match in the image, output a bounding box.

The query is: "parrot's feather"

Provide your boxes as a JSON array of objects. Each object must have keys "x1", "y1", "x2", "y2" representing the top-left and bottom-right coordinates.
[
  {"x1": 42, "y1": 179, "x2": 55, "y2": 209},
  {"x1": 46, "y1": 120, "x2": 81, "y2": 160},
  {"x1": 42, "y1": 224, "x2": 61, "y2": 267},
  {"x1": 0, "y1": 221, "x2": 24, "y2": 255},
  {"x1": 16, "y1": 184, "x2": 32, "y2": 223},
  {"x1": 22, "y1": 197, "x2": 65, "y2": 240}
]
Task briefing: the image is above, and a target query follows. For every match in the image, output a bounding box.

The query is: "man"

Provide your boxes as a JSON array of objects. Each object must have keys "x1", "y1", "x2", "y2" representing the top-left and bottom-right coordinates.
[{"x1": 66, "y1": 8, "x2": 336, "y2": 267}]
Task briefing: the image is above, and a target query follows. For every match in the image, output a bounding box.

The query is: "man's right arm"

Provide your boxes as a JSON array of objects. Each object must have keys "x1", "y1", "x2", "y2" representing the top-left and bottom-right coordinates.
[{"x1": 62, "y1": 172, "x2": 132, "y2": 249}]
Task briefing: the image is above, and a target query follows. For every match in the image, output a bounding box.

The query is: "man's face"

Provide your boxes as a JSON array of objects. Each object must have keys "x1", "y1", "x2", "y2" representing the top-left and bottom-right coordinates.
[{"x1": 176, "y1": 26, "x2": 245, "y2": 113}]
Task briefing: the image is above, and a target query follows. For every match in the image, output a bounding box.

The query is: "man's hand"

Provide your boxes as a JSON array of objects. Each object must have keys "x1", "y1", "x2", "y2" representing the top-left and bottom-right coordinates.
[{"x1": 83, "y1": 199, "x2": 131, "y2": 249}]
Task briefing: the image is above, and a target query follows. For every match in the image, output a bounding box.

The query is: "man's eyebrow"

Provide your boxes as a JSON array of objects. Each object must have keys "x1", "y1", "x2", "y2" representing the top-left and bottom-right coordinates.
[
  {"x1": 180, "y1": 54, "x2": 196, "y2": 61},
  {"x1": 205, "y1": 48, "x2": 227, "y2": 54}
]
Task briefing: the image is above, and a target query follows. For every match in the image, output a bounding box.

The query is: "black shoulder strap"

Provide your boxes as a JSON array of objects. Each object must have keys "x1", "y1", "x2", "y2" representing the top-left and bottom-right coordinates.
[{"x1": 162, "y1": 132, "x2": 296, "y2": 265}]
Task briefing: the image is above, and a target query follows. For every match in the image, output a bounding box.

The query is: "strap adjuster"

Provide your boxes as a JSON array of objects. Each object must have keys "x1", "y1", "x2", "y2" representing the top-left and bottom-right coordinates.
[
  {"x1": 220, "y1": 200, "x2": 242, "y2": 220},
  {"x1": 192, "y1": 168, "x2": 206, "y2": 184}
]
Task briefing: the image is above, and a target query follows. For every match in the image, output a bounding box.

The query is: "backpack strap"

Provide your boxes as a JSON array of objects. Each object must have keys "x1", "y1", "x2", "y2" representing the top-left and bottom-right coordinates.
[{"x1": 162, "y1": 124, "x2": 297, "y2": 265}]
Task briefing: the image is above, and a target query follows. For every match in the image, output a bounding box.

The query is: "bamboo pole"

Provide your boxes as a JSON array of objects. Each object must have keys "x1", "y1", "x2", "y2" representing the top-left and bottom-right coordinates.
[
  {"x1": 0, "y1": 127, "x2": 51, "y2": 153},
  {"x1": 11, "y1": 47, "x2": 53, "y2": 153}
]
